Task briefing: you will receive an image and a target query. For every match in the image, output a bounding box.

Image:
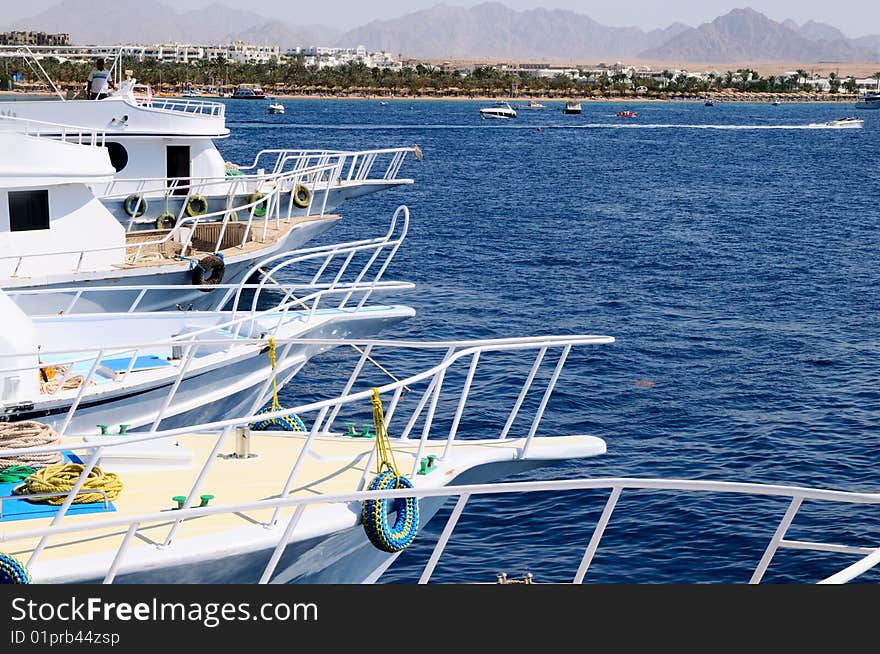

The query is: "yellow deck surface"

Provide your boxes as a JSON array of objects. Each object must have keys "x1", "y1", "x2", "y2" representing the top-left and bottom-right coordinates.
[{"x1": 1, "y1": 431, "x2": 578, "y2": 566}]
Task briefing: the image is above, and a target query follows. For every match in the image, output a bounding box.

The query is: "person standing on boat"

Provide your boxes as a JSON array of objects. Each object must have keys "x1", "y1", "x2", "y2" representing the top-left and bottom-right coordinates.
[{"x1": 85, "y1": 58, "x2": 115, "y2": 100}]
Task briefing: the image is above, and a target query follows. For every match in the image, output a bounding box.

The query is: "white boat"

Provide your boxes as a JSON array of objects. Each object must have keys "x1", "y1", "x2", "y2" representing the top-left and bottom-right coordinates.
[
  {"x1": 562, "y1": 101, "x2": 582, "y2": 115},
  {"x1": 824, "y1": 117, "x2": 864, "y2": 128},
  {"x1": 0, "y1": 47, "x2": 420, "y2": 234},
  {"x1": 519, "y1": 100, "x2": 546, "y2": 110},
  {"x1": 268, "y1": 102, "x2": 285, "y2": 115},
  {"x1": 0, "y1": 198, "x2": 415, "y2": 434},
  {"x1": 855, "y1": 92, "x2": 880, "y2": 109},
  {"x1": 0, "y1": 130, "x2": 367, "y2": 313},
  {"x1": 0, "y1": 333, "x2": 612, "y2": 583},
  {"x1": 479, "y1": 102, "x2": 517, "y2": 120},
  {"x1": 231, "y1": 84, "x2": 266, "y2": 99}
]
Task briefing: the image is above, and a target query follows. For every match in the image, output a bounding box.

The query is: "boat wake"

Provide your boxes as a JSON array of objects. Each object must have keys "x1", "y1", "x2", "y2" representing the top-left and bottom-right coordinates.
[{"x1": 231, "y1": 122, "x2": 860, "y2": 131}]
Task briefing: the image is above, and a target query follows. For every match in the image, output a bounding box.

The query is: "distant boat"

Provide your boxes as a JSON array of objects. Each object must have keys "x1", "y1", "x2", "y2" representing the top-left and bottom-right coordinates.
[
  {"x1": 704, "y1": 99, "x2": 714, "y2": 106},
  {"x1": 824, "y1": 116, "x2": 864, "y2": 128},
  {"x1": 231, "y1": 84, "x2": 266, "y2": 99},
  {"x1": 379, "y1": 101, "x2": 388, "y2": 106},
  {"x1": 479, "y1": 101, "x2": 517, "y2": 119},
  {"x1": 771, "y1": 100, "x2": 781, "y2": 106},
  {"x1": 268, "y1": 102, "x2": 284, "y2": 114},
  {"x1": 563, "y1": 101, "x2": 582, "y2": 115},
  {"x1": 855, "y1": 92, "x2": 880, "y2": 109},
  {"x1": 519, "y1": 100, "x2": 546, "y2": 110},
  {"x1": 616, "y1": 110, "x2": 637, "y2": 118}
]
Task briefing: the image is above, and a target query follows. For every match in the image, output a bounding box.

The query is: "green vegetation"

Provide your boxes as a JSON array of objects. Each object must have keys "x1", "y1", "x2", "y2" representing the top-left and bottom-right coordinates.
[{"x1": 3, "y1": 57, "x2": 876, "y2": 98}]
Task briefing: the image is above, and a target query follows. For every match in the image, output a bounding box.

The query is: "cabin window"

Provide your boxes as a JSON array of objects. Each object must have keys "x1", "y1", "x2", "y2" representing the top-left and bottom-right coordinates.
[
  {"x1": 166, "y1": 145, "x2": 191, "y2": 196},
  {"x1": 105, "y1": 142, "x2": 128, "y2": 172},
  {"x1": 8, "y1": 190, "x2": 50, "y2": 232}
]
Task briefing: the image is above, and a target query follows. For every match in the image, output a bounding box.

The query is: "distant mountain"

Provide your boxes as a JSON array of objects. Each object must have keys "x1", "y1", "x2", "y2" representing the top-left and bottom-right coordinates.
[
  {"x1": 336, "y1": 2, "x2": 691, "y2": 60},
  {"x1": 639, "y1": 8, "x2": 877, "y2": 62},
  {"x1": 796, "y1": 20, "x2": 849, "y2": 43},
  {"x1": 5, "y1": 0, "x2": 338, "y2": 48},
  {"x1": 6, "y1": 1, "x2": 880, "y2": 63}
]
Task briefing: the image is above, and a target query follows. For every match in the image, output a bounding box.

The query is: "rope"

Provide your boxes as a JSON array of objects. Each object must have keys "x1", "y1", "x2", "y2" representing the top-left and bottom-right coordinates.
[
  {"x1": 13, "y1": 463, "x2": 123, "y2": 505},
  {"x1": 371, "y1": 387, "x2": 400, "y2": 478},
  {"x1": 0, "y1": 421, "x2": 63, "y2": 468},
  {"x1": 39, "y1": 365, "x2": 89, "y2": 394},
  {"x1": 251, "y1": 337, "x2": 307, "y2": 432}
]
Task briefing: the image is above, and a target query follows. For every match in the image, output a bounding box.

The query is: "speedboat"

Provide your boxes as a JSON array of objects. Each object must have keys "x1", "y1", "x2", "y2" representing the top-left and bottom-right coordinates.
[
  {"x1": 231, "y1": 84, "x2": 266, "y2": 99},
  {"x1": 563, "y1": 101, "x2": 582, "y2": 115},
  {"x1": 0, "y1": 47, "x2": 420, "y2": 233},
  {"x1": 0, "y1": 333, "x2": 612, "y2": 583},
  {"x1": 479, "y1": 102, "x2": 517, "y2": 120},
  {"x1": 519, "y1": 100, "x2": 546, "y2": 110},
  {"x1": 855, "y1": 92, "x2": 880, "y2": 109},
  {"x1": 616, "y1": 110, "x2": 637, "y2": 118},
  {"x1": 824, "y1": 117, "x2": 864, "y2": 128},
  {"x1": 268, "y1": 102, "x2": 285, "y2": 115}
]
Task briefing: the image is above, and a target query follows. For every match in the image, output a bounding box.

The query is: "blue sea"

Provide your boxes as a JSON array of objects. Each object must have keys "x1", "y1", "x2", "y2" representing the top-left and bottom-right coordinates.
[{"x1": 218, "y1": 98, "x2": 880, "y2": 584}]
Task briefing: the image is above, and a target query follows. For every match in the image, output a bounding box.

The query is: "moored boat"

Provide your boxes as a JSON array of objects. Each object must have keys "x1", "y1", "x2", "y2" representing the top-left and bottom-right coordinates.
[
  {"x1": 479, "y1": 101, "x2": 517, "y2": 120},
  {"x1": 563, "y1": 101, "x2": 582, "y2": 115},
  {"x1": 855, "y1": 92, "x2": 880, "y2": 109}
]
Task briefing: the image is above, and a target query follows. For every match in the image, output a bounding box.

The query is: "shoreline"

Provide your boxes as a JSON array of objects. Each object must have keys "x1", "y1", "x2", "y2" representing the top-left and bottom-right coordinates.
[{"x1": 0, "y1": 89, "x2": 862, "y2": 104}]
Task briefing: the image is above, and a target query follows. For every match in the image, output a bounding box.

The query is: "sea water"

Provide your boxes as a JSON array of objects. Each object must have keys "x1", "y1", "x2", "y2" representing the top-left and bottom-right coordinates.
[{"x1": 219, "y1": 99, "x2": 880, "y2": 583}]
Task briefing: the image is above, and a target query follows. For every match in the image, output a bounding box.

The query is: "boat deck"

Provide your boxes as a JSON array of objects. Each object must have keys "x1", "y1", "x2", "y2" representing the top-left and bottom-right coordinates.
[
  {"x1": 119, "y1": 214, "x2": 340, "y2": 268},
  {"x1": 0, "y1": 432, "x2": 604, "y2": 575}
]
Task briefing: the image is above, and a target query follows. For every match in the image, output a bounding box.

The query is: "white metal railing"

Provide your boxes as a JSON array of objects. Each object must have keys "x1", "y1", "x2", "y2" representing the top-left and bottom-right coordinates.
[
  {"x1": 4, "y1": 204, "x2": 409, "y2": 314},
  {"x1": 0, "y1": 114, "x2": 106, "y2": 147},
  {"x1": 0, "y1": 159, "x2": 343, "y2": 274},
  {"x1": 101, "y1": 156, "x2": 344, "y2": 232},
  {"x1": 0, "y1": 334, "x2": 613, "y2": 578},
  {"x1": 134, "y1": 96, "x2": 225, "y2": 118},
  {"x1": 237, "y1": 146, "x2": 419, "y2": 184}
]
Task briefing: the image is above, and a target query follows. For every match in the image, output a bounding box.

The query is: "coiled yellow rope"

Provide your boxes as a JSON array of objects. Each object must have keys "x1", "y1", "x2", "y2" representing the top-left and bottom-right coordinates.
[
  {"x1": 0, "y1": 421, "x2": 63, "y2": 468},
  {"x1": 13, "y1": 463, "x2": 123, "y2": 505}
]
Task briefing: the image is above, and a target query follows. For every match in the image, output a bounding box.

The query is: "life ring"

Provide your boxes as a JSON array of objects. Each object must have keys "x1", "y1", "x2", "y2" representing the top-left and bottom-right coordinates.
[
  {"x1": 292, "y1": 184, "x2": 311, "y2": 209},
  {"x1": 0, "y1": 552, "x2": 31, "y2": 584},
  {"x1": 248, "y1": 193, "x2": 268, "y2": 217},
  {"x1": 185, "y1": 194, "x2": 209, "y2": 217},
  {"x1": 191, "y1": 253, "x2": 225, "y2": 287},
  {"x1": 155, "y1": 212, "x2": 176, "y2": 230},
  {"x1": 123, "y1": 194, "x2": 148, "y2": 217},
  {"x1": 361, "y1": 469, "x2": 419, "y2": 553}
]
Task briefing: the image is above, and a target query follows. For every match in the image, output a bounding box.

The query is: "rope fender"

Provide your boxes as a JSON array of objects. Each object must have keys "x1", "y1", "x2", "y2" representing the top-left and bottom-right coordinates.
[
  {"x1": 361, "y1": 388, "x2": 419, "y2": 553},
  {"x1": 362, "y1": 469, "x2": 419, "y2": 553},
  {"x1": 0, "y1": 553, "x2": 30, "y2": 584}
]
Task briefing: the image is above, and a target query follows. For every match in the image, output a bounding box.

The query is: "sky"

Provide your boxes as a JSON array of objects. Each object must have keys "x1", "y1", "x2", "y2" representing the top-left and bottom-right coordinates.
[{"x1": 1, "y1": 0, "x2": 878, "y2": 37}]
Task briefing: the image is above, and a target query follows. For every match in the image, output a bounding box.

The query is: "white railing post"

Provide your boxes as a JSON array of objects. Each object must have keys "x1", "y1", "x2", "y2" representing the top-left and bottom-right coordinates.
[
  {"x1": 750, "y1": 496, "x2": 804, "y2": 584},
  {"x1": 419, "y1": 493, "x2": 470, "y2": 584},
  {"x1": 573, "y1": 487, "x2": 621, "y2": 584}
]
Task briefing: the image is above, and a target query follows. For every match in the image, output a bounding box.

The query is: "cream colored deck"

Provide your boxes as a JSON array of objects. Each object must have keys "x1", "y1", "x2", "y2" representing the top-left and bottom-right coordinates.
[
  {"x1": 1, "y1": 432, "x2": 592, "y2": 567},
  {"x1": 118, "y1": 214, "x2": 340, "y2": 269}
]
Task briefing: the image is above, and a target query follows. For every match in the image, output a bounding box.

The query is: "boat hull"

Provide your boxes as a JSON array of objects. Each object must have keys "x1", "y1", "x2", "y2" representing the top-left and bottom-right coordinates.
[{"x1": 3, "y1": 306, "x2": 414, "y2": 435}]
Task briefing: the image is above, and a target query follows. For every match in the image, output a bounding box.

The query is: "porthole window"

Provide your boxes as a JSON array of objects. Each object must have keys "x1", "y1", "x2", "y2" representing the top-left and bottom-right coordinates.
[{"x1": 105, "y1": 141, "x2": 129, "y2": 172}]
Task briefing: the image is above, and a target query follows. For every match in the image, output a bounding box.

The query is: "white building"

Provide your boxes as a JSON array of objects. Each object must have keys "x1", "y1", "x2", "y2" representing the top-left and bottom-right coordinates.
[
  {"x1": 285, "y1": 46, "x2": 401, "y2": 70},
  {"x1": 123, "y1": 42, "x2": 280, "y2": 65}
]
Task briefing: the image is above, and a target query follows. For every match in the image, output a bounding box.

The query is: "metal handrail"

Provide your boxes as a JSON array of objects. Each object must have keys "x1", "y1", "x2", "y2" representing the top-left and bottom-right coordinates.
[
  {"x1": 0, "y1": 114, "x2": 106, "y2": 147},
  {"x1": 0, "y1": 334, "x2": 611, "y2": 576},
  {"x1": 0, "y1": 160, "x2": 341, "y2": 269},
  {"x1": 4, "y1": 473, "x2": 877, "y2": 584}
]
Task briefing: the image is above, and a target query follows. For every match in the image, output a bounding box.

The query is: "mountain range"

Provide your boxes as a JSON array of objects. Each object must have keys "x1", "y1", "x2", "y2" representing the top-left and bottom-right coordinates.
[{"x1": 5, "y1": 1, "x2": 880, "y2": 63}]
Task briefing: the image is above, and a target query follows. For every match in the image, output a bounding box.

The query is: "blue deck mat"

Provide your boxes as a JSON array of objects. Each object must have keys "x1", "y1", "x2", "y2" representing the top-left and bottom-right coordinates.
[{"x1": 0, "y1": 452, "x2": 117, "y2": 523}]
